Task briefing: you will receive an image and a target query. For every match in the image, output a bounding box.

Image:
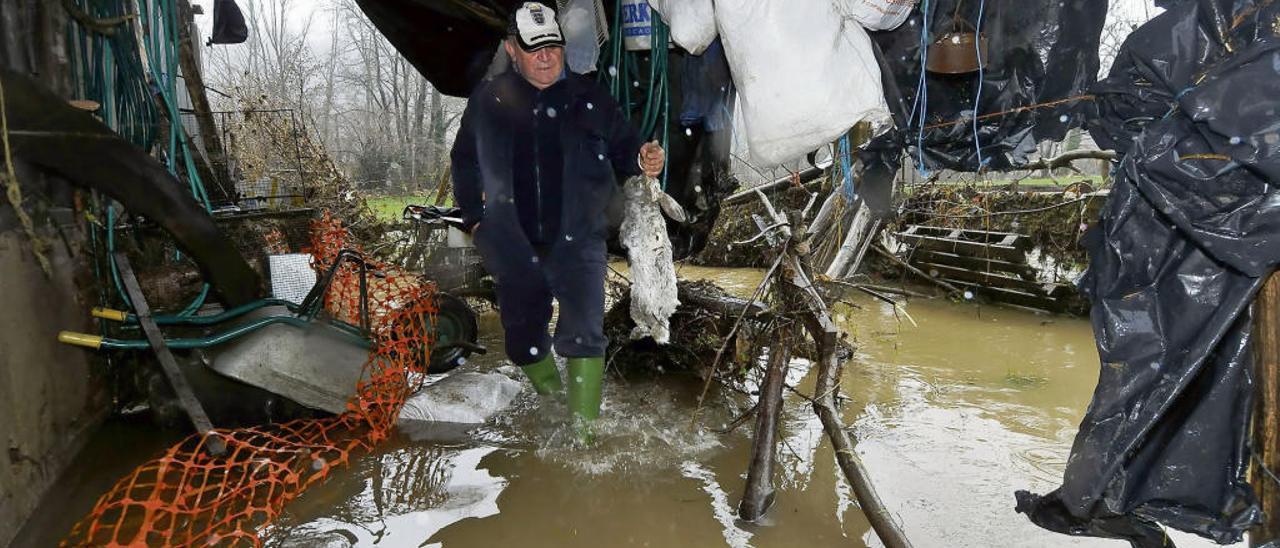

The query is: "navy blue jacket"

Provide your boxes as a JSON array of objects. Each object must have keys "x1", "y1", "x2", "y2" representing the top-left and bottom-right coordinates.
[{"x1": 451, "y1": 70, "x2": 644, "y2": 263}]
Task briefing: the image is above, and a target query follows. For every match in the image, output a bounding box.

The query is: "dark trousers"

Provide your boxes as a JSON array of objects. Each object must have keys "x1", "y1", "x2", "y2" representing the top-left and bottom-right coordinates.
[{"x1": 475, "y1": 235, "x2": 608, "y2": 366}]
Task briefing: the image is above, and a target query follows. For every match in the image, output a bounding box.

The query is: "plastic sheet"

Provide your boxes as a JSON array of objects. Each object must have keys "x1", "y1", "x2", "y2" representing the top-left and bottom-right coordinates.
[
  {"x1": 865, "y1": 0, "x2": 1108, "y2": 172},
  {"x1": 716, "y1": 0, "x2": 890, "y2": 165},
  {"x1": 562, "y1": 0, "x2": 603, "y2": 74},
  {"x1": 839, "y1": 0, "x2": 917, "y2": 31},
  {"x1": 648, "y1": 0, "x2": 716, "y2": 54},
  {"x1": 1015, "y1": 1, "x2": 1280, "y2": 545}
]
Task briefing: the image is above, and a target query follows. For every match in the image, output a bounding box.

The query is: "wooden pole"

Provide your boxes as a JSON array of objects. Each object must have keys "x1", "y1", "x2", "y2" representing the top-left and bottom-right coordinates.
[
  {"x1": 739, "y1": 327, "x2": 791, "y2": 521},
  {"x1": 1251, "y1": 272, "x2": 1280, "y2": 546},
  {"x1": 804, "y1": 314, "x2": 913, "y2": 548},
  {"x1": 176, "y1": 0, "x2": 234, "y2": 203}
]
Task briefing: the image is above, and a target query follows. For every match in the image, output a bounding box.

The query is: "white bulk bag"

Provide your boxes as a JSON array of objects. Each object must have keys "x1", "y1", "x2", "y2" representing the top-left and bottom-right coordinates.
[
  {"x1": 717, "y1": 0, "x2": 891, "y2": 165},
  {"x1": 648, "y1": 0, "x2": 717, "y2": 55},
  {"x1": 836, "y1": 0, "x2": 918, "y2": 32}
]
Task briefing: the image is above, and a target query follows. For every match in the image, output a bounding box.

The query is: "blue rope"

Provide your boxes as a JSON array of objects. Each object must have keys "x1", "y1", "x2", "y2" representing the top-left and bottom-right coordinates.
[
  {"x1": 972, "y1": 0, "x2": 987, "y2": 169},
  {"x1": 909, "y1": 0, "x2": 933, "y2": 178},
  {"x1": 839, "y1": 135, "x2": 856, "y2": 201}
]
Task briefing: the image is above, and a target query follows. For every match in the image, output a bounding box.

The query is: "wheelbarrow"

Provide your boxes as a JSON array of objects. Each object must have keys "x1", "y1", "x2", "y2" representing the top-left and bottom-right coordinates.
[{"x1": 59, "y1": 249, "x2": 486, "y2": 419}]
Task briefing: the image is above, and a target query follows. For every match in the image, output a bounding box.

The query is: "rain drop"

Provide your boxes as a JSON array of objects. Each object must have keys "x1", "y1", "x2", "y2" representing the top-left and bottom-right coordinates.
[
  {"x1": 963, "y1": 290, "x2": 975, "y2": 300},
  {"x1": 685, "y1": 128, "x2": 693, "y2": 137},
  {"x1": 546, "y1": 107, "x2": 557, "y2": 118},
  {"x1": 1230, "y1": 136, "x2": 1242, "y2": 145},
  {"x1": 565, "y1": 234, "x2": 574, "y2": 241},
  {"x1": 633, "y1": 81, "x2": 640, "y2": 88},
  {"x1": 608, "y1": 66, "x2": 617, "y2": 76},
  {"x1": 531, "y1": 255, "x2": 540, "y2": 263},
  {"x1": 587, "y1": 102, "x2": 594, "y2": 110},
  {"x1": 457, "y1": 357, "x2": 467, "y2": 366},
  {"x1": 311, "y1": 457, "x2": 326, "y2": 471},
  {"x1": 529, "y1": 346, "x2": 540, "y2": 356},
  {"x1": 575, "y1": 376, "x2": 584, "y2": 383},
  {"x1": 1059, "y1": 114, "x2": 1069, "y2": 123},
  {"x1": 694, "y1": 185, "x2": 702, "y2": 192},
  {"x1": 598, "y1": 154, "x2": 606, "y2": 161},
  {"x1": 574, "y1": 336, "x2": 583, "y2": 344}
]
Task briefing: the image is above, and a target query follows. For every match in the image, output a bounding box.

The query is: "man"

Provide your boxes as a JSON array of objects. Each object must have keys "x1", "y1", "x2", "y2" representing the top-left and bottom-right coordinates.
[{"x1": 451, "y1": 1, "x2": 665, "y2": 432}]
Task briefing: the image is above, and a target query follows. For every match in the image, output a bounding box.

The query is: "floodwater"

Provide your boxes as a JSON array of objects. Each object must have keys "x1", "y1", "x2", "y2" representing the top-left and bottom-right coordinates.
[{"x1": 17, "y1": 266, "x2": 1229, "y2": 547}]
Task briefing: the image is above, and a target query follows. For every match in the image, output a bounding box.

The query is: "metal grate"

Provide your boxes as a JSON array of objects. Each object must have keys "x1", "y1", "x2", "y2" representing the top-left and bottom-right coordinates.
[{"x1": 267, "y1": 253, "x2": 317, "y2": 304}]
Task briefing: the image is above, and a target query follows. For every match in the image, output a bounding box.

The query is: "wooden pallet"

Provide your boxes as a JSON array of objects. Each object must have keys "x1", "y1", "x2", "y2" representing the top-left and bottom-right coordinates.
[{"x1": 896, "y1": 224, "x2": 1075, "y2": 313}]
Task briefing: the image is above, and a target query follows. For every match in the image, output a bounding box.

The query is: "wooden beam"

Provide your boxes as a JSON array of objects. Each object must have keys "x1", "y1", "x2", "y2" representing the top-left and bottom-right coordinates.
[
  {"x1": 1251, "y1": 271, "x2": 1280, "y2": 546},
  {"x1": 176, "y1": 0, "x2": 235, "y2": 203},
  {"x1": 114, "y1": 253, "x2": 224, "y2": 456},
  {"x1": 739, "y1": 328, "x2": 790, "y2": 521}
]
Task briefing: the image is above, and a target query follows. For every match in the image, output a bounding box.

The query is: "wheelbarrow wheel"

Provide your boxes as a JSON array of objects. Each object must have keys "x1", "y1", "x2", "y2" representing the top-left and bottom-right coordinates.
[{"x1": 429, "y1": 292, "x2": 479, "y2": 374}]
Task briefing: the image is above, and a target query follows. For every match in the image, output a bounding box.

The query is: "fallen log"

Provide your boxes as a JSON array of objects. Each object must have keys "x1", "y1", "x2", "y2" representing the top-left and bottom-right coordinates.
[{"x1": 680, "y1": 284, "x2": 772, "y2": 320}]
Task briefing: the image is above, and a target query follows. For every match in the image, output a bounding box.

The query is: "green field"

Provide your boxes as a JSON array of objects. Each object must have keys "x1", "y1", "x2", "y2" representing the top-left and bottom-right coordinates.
[{"x1": 365, "y1": 195, "x2": 449, "y2": 222}]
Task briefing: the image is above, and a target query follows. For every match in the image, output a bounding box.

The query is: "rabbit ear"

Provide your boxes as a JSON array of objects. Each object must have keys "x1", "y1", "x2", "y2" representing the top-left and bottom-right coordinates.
[{"x1": 658, "y1": 192, "x2": 688, "y2": 223}]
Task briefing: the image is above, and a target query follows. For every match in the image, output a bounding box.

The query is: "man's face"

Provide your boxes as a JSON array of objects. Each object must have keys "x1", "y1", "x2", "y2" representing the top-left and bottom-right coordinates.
[{"x1": 505, "y1": 39, "x2": 564, "y2": 90}]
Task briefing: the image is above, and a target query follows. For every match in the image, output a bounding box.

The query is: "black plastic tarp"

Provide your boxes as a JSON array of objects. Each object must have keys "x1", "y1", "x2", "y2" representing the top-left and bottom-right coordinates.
[
  {"x1": 853, "y1": 0, "x2": 1108, "y2": 214},
  {"x1": 1015, "y1": 1, "x2": 1280, "y2": 545},
  {"x1": 866, "y1": 0, "x2": 1108, "y2": 174}
]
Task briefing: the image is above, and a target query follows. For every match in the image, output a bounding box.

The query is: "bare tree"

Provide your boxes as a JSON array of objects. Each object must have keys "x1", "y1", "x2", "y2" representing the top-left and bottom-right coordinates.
[{"x1": 204, "y1": 0, "x2": 468, "y2": 195}]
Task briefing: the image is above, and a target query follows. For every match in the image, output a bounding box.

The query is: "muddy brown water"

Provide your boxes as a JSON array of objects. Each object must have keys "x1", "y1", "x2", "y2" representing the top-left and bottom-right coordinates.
[{"x1": 17, "y1": 266, "x2": 1229, "y2": 547}]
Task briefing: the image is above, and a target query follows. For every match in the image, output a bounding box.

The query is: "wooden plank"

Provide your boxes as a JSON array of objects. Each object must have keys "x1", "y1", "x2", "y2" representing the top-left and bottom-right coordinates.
[
  {"x1": 1251, "y1": 271, "x2": 1280, "y2": 547},
  {"x1": 114, "y1": 253, "x2": 224, "y2": 455},
  {"x1": 898, "y1": 232, "x2": 1028, "y2": 263},
  {"x1": 911, "y1": 248, "x2": 1039, "y2": 280},
  {"x1": 904, "y1": 225, "x2": 1032, "y2": 251},
  {"x1": 916, "y1": 261, "x2": 1053, "y2": 294},
  {"x1": 176, "y1": 0, "x2": 234, "y2": 203},
  {"x1": 945, "y1": 279, "x2": 1063, "y2": 312}
]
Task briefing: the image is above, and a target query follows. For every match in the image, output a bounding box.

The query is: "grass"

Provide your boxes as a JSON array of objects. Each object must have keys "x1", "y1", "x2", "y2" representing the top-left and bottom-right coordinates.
[{"x1": 365, "y1": 195, "x2": 448, "y2": 222}]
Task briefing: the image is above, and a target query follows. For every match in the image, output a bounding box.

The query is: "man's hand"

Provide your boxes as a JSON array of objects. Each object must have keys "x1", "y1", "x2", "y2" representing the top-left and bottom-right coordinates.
[{"x1": 639, "y1": 140, "x2": 665, "y2": 179}]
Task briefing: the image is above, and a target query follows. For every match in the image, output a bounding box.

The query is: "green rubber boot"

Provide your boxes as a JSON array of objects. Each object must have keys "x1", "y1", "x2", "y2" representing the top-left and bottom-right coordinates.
[
  {"x1": 567, "y1": 356, "x2": 605, "y2": 441},
  {"x1": 520, "y1": 353, "x2": 563, "y2": 396}
]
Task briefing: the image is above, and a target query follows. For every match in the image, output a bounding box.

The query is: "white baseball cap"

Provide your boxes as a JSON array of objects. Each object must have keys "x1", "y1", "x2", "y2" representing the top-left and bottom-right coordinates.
[{"x1": 507, "y1": 2, "x2": 566, "y2": 52}]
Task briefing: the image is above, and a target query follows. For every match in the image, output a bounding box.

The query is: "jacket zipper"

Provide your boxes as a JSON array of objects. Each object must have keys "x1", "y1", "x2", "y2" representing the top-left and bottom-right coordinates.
[{"x1": 534, "y1": 98, "x2": 544, "y2": 242}]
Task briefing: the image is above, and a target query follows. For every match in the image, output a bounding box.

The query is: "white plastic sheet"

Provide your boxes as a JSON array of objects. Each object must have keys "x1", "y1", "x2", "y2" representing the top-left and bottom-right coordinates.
[
  {"x1": 648, "y1": 0, "x2": 716, "y2": 55},
  {"x1": 717, "y1": 0, "x2": 891, "y2": 165},
  {"x1": 837, "y1": 0, "x2": 918, "y2": 31},
  {"x1": 561, "y1": 0, "x2": 602, "y2": 73}
]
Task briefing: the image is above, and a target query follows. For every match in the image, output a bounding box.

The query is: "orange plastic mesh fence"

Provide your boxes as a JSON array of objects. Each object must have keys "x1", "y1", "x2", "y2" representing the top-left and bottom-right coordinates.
[{"x1": 63, "y1": 212, "x2": 437, "y2": 547}]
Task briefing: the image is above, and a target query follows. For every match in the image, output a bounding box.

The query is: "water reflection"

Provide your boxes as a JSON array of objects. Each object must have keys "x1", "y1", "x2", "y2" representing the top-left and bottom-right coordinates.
[{"x1": 266, "y1": 447, "x2": 505, "y2": 547}]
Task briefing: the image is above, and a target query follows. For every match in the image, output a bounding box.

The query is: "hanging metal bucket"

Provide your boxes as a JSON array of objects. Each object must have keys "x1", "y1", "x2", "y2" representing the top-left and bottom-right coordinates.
[{"x1": 926, "y1": 31, "x2": 989, "y2": 74}]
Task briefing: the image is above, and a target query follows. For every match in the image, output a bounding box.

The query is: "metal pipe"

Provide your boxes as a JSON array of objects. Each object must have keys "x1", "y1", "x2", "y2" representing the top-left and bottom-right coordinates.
[{"x1": 62, "y1": 315, "x2": 371, "y2": 351}]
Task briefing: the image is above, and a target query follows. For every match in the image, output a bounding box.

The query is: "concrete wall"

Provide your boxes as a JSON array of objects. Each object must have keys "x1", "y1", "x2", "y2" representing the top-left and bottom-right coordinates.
[
  {"x1": 0, "y1": 232, "x2": 108, "y2": 546},
  {"x1": 0, "y1": 2, "x2": 111, "y2": 545}
]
